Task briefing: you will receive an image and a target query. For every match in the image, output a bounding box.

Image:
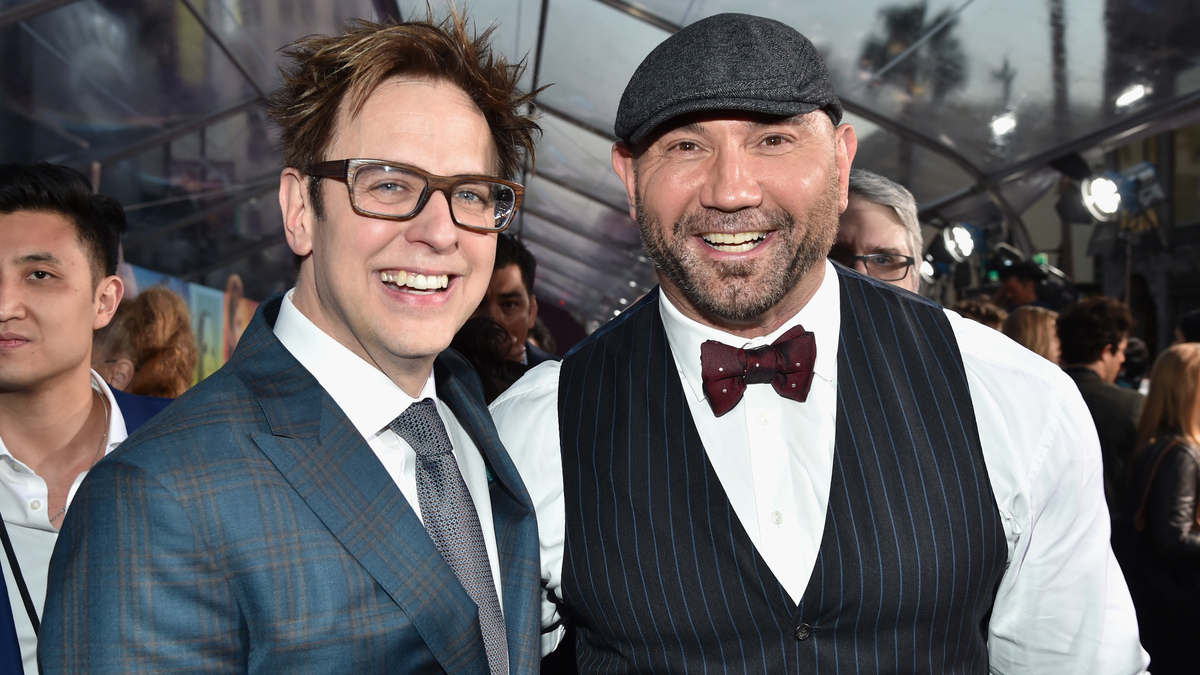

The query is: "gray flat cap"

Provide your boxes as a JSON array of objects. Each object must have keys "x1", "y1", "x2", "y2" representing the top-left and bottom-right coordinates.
[{"x1": 615, "y1": 13, "x2": 842, "y2": 146}]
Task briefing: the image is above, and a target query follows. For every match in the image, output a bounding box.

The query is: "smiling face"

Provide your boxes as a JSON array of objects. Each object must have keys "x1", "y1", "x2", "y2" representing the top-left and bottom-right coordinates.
[
  {"x1": 280, "y1": 77, "x2": 499, "y2": 394},
  {"x1": 0, "y1": 210, "x2": 121, "y2": 395},
  {"x1": 613, "y1": 112, "x2": 856, "y2": 337}
]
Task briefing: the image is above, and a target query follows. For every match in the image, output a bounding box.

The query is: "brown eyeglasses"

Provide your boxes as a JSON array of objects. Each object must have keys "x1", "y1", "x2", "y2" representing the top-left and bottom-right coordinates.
[{"x1": 306, "y1": 159, "x2": 524, "y2": 233}]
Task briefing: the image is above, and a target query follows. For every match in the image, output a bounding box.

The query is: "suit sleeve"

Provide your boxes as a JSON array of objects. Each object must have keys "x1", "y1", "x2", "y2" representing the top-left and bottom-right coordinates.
[{"x1": 39, "y1": 459, "x2": 245, "y2": 673}]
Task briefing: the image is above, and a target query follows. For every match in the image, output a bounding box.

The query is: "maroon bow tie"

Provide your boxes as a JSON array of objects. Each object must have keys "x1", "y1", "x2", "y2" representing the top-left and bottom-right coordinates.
[{"x1": 699, "y1": 325, "x2": 817, "y2": 417}]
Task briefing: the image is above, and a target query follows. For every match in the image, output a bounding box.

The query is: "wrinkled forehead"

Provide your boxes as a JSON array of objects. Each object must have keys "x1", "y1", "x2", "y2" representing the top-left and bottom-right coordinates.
[{"x1": 636, "y1": 109, "x2": 828, "y2": 152}]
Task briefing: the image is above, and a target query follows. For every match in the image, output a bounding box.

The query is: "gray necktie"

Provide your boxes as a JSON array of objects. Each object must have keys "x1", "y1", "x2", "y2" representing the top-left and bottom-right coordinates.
[{"x1": 390, "y1": 399, "x2": 508, "y2": 675}]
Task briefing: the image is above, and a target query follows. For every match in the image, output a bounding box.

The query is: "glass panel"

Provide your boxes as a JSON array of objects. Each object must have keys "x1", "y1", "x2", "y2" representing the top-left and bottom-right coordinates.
[
  {"x1": 523, "y1": 175, "x2": 642, "y2": 249},
  {"x1": 1175, "y1": 125, "x2": 1200, "y2": 227},
  {"x1": 0, "y1": 0, "x2": 257, "y2": 164},
  {"x1": 523, "y1": 212, "x2": 655, "y2": 320},
  {"x1": 610, "y1": 0, "x2": 1200, "y2": 178},
  {"x1": 844, "y1": 111, "x2": 975, "y2": 205},
  {"x1": 194, "y1": 0, "x2": 381, "y2": 93},
  {"x1": 397, "y1": 0, "x2": 542, "y2": 92},
  {"x1": 535, "y1": 113, "x2": 629, "y2": 212},
  {"x1": 535, "y1": 0, "x2": 669, "y2": 136},
  {"x1": 98, "y1": 106, "x2": 279, "y2": 212}
]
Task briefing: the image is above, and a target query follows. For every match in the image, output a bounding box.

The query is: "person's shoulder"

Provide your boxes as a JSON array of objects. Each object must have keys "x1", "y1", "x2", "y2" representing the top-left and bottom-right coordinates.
[
  {"x1": 945, "y1": 307, "x2": 1080, "y2": 408},
  {"x1": 112, "y1": 364, "x2": 263, "y2": 469},
  {"x1": 490, "y1": 358, "x2": 561, "y2": 416}
]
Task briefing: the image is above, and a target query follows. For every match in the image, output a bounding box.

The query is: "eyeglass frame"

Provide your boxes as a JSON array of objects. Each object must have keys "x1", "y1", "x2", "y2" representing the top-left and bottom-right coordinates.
[
  {"x1": 305, "y1": 158, "x2": 524, "y2": 233},
  {"x1": 832, "y1": 253, "x2": 917, "y2": 282}
]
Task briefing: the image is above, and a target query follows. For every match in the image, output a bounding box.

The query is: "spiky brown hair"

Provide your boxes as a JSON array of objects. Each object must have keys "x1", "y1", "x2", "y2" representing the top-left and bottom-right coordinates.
[{"x1": 265, "y1": 9, "x2": 540, "y2": 216}]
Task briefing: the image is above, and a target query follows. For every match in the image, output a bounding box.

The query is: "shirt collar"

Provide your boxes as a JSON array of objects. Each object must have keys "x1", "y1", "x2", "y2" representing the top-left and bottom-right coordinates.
[
  {"x1": 660, "y1": 258, "x2": 841, "y2": 405},
  {"x1": 273, "y1": 289, "x2": 438, "y2": 439},
  {"x1": 92, "y1": 370, "x2": 128, "y2": 453}
]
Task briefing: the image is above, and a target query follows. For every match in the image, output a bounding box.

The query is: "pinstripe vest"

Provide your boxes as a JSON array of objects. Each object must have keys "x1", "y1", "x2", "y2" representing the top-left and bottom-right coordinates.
[{"x1": 556, "y1": 269, "x2": 1007, "y2": 674}]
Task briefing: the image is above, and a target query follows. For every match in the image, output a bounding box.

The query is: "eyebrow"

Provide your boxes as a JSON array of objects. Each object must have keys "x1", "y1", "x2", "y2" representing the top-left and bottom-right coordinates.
[{"x1": 14, "y1": 252, "x2": 61, "y2": 265}]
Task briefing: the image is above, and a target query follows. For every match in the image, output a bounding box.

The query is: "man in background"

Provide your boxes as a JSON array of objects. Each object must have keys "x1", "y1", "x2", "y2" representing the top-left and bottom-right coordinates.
[
  {"x1": 995, "y1": 260, "x2": 1048, "y2": 310},
  {"x1": 474, "y1": 233, "x2": 559, "y2": 366},
  {"x1": 0, "y1": 162, "x2": 168, "y2": 675},
  {"x1": 1058, "y1": 296, "x2": 1144, "y2": 515},
  {"x1": 829, "y1": 168, "x2": 922, "y2": 293}
]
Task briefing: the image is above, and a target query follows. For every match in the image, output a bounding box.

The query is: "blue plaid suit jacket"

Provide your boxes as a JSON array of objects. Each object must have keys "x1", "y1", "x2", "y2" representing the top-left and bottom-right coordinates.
[{"x1": 39, "y1": 296, "x2": 542, "y2": 674}]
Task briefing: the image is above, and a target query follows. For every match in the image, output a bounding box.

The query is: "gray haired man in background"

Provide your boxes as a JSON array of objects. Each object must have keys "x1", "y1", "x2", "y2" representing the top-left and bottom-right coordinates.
[{"x1": 829, "y1": 168, "x2": 923, "y2": 292}]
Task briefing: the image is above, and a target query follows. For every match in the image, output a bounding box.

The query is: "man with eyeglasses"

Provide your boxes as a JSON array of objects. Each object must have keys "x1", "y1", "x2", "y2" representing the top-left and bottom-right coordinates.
[
  {"x1": 829, "y1": 168, "x2": 922, "y2": 293},
  {"x1": 41, "y1": 12, "x2": 543, "y2": 675}
]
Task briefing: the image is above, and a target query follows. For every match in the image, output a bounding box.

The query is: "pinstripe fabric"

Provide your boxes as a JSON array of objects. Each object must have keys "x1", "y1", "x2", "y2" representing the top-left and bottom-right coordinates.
[
  {"x1": 39, "y1": 295, "x2": 542, "y2": 675},
  {"x1": 556, "y1": 269, "x2": 1006, "y2": 674}
]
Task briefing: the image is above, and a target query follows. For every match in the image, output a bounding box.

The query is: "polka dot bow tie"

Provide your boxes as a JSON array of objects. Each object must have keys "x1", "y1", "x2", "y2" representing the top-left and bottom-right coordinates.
[{"x1": 699, "y1": 325, "x2": 817, "y2": 417}]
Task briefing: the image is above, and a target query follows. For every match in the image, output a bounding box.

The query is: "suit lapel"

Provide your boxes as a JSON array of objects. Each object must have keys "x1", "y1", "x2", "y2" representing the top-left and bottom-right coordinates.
[
  {"x1": 436, "y1": 352, "x2": 541, "y2": 675},
  {"x1": 235, "y1": 297, "x2": 490, "y2": 674}
]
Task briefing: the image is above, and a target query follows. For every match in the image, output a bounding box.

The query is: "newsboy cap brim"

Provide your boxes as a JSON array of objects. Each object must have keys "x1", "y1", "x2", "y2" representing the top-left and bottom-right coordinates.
[{"x1": 615, "y1": 13, "x2": 843, "y2": 147}]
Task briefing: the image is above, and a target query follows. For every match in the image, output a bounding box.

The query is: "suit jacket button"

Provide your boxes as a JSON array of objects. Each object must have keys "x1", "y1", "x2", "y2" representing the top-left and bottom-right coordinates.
[{"x1": 795, "y1": 623, "x2": 812, "y2": 641}]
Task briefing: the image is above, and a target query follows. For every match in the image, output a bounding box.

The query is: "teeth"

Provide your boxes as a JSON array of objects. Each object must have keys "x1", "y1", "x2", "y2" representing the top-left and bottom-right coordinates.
[
  {"x1": 380, "y1": 271, "x2": 449, "y2": 291},
  {"x1": 702, "y1": 231, "x2": 767, "y2": 252}
]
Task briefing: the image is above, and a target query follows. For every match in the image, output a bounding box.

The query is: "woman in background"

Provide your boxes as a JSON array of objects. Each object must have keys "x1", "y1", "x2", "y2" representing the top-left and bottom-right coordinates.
[
  {"x1": 1120, "y1": 343, "x2": 1200, "y2": 674},
  {"x1": 92, "y1": 286, "x2": 198, "y2": 398},
  {"x1": 1001, "y1": 305, "x2": 1060, "y2": 364}
]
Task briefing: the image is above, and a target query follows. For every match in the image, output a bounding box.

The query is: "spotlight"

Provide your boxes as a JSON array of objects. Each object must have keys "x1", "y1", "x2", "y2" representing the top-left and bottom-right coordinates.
[
  {"x1": 1115, "y1": 83, "x2": 1149, "y2": 110},
  {"x1": 1079, "y1": 161, "x2": 1165, "y2": 222},
  {"x1": 1080, "y1": 174, "x2": 1121, "y2": 222},
  {"x1": 990, "y1": 111, "x2": 1017, "y2": 138}
]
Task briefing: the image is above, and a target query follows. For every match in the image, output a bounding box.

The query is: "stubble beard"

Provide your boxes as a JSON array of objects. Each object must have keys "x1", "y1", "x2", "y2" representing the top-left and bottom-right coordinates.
[{"x1": 635, "y1": 172, "x2": 842, "y2": 324}]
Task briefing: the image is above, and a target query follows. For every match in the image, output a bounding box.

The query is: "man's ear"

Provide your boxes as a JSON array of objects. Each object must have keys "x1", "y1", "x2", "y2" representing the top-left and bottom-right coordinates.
[
  {"x1": 281, "y1": 168, "x2": 314, "y2": 257},
  {"x1": 527, "y1": 294, "x2": 539, "y2": 330},
  {"x1": 92, "y1": 275, "x2": 123, "y2": 330},
  {"x1": 612, "y1": 142, "x2": 639, "y2": 222},
  {"x1": 834, "y1": 123, "x2": 858, "y2": 214},
  {"x1": 106, "y1": 358, "x2": 135, "y2": 391}
]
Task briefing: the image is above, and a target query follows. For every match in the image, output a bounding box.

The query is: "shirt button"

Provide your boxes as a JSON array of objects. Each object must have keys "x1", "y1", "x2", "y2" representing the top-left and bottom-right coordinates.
[
  {"x1": 758, "y1": 412, "x2": 770, "y2": 426},
  {"x1": 795, "y1": 623, "x2": 812, "y2": 641},
  {"x1": 30, "y1": 500, "x2": 41, "y2": 510},
  {"x1": 770, "y1": 511, "x2": 783, "y2": 525}
]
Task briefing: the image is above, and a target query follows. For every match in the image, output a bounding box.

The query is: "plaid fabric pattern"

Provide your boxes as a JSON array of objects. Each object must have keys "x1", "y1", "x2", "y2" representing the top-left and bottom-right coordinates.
[{"x1": 39, "y1": 295, "x2": 542, "y2": 675}]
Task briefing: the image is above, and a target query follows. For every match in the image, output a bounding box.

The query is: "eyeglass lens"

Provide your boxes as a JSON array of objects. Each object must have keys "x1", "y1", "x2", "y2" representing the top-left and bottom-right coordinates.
[
  {"x1": 353, "y1": 164, "x2": 516, "y2": 230},
  {"x1": 860, "y1": 254, "x2": 911, "y2": 281}
]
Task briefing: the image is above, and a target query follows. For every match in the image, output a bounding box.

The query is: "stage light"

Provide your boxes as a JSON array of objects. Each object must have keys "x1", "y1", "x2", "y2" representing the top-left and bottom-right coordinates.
[
  {"x1": 990, "y1": 111, "x2": 1017, "y2": 137},
  {"x1": 1115, "y1": 84, "x2": 1149, "y2": 110},
  {"x1": 1080, "y1": 174, "x2": 1121, "y2": 222}
]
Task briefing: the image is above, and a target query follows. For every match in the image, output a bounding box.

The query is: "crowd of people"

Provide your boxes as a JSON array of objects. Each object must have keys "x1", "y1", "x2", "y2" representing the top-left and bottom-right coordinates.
[{"x1": 1, "y1": 8, "x2": 1198, "y2": 675}]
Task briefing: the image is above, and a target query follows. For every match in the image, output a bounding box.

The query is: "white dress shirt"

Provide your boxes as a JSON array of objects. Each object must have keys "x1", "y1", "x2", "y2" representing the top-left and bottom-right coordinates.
[
  {"x1": 490, "y1": 260, "x2": 1148, "y2": 673},
  {"x1": 0, "y1": 373, "x2": 127, "y2": 675},
  {"x1": 273, "y1": 290, "x2": 505, "y2": 608}
]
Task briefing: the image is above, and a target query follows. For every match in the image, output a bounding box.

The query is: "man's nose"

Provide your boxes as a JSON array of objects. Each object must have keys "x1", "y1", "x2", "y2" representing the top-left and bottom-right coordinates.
[
  {"x1": 699, "y1": 149, "x2": 763, "y2": 212},
  {"x1": 0, "y1": 278, "x2": 25, "y2": 321},
  {"x1": 405, "y1": 190, "x2": 460, "y2": 250}
]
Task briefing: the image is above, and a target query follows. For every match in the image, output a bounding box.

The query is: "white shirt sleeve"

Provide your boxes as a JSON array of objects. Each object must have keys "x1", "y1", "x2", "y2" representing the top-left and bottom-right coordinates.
[
  {"x1": 489, "y1": 361, "x2": 567, "y2": 657},
  {"x1": 952, "y1": 312, "x2": 1148, "y2": 674}
]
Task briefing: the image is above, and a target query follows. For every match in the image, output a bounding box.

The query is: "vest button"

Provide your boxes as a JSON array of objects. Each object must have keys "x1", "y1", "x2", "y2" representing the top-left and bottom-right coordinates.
[{"x1": 795, "y1": 623, "x2": 812, "y2": 641}]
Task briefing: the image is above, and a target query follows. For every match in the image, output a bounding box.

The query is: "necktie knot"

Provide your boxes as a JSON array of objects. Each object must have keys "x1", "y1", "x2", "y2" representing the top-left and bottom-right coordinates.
[
  {"x1": 390, "y1": 399, "x2": 452, "y2": 458},
  {"x1": 700, "y1": 324, "x2": 816, "y2": 417}
]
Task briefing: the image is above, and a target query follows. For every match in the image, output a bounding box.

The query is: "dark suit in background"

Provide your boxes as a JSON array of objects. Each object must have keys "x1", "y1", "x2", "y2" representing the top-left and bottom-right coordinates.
[
  {"x1": 1066, "y1": 367, "x2": 1145, "y2": 513},
  {"x1": 40, "y1": 298, "x2": 542, "y2": 673}
]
